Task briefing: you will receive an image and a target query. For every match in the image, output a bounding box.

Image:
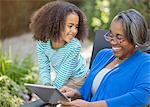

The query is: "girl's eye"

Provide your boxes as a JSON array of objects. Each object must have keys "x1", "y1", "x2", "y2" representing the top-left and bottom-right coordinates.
[
  {"x1": 67, "y1": 25, "x2": 79, "y2": 29},
  {"x1": 76, "y1": 26, "x2": 79, "y2": 29},
  {"x1": 67, "y1": 25, "x2": 72, "y2": 28}
]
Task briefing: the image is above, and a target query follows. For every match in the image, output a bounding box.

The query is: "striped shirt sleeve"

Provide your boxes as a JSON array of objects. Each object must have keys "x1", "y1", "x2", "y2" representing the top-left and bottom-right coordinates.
[
  {"x1": 36, "y1": 41, "x2": 51, "y2": 84},
  {"x1": 52, "y1": 44, "x2": 81, "y2": 88}
]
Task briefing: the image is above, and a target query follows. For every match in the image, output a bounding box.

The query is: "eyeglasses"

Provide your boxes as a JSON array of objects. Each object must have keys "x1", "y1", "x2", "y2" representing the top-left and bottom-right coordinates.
[{"x1": 104, "y1": 30, "x2": 126, "y2": 43}]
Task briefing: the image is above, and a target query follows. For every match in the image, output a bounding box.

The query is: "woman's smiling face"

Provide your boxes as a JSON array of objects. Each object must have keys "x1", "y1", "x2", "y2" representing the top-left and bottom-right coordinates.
[{"x1": 109, "y1": 20, "x2": 135, "y2": 60}]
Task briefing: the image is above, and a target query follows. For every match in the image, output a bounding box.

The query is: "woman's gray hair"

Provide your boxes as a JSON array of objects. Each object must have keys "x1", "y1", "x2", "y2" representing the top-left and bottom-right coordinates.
[{"x1": 112, "y1": 9, "x2": 150, "y2": 53}]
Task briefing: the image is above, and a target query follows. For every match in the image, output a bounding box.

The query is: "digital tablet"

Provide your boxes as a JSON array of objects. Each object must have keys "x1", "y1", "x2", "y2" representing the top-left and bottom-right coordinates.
[{"x1": 25, "y1": 83, "x2": 70, "y2": 104}]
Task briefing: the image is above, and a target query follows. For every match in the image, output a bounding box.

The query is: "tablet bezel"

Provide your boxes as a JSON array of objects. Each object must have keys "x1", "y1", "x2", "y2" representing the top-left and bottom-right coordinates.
[{"x1": 25, "y1": 83, "x2": 69, "y2": 104}]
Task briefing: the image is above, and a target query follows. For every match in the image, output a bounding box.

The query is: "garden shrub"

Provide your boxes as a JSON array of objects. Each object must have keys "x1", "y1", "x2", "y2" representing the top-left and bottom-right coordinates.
[
  {"x1": 0, "y1": 76, "x2": 23, "y2": 107},
  {"x1": 0, "y1": 43, "x2": 39, "y2": 106}
]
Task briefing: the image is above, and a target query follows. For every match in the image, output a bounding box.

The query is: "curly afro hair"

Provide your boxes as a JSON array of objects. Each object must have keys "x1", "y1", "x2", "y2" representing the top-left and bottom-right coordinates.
[{"x1": 29, "y1": 1, "x2": 88, "y2": 42}]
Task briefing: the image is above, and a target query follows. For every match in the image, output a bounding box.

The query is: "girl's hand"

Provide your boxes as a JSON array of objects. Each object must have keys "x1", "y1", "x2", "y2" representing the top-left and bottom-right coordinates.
[{"x1": 59, "y1": 99, "x2": 89, "y2": 107}]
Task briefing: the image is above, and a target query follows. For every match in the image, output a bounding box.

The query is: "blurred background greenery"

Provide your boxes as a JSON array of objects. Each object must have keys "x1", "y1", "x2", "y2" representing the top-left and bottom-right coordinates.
[
  {"x1": 0, "y1": 0, "x2": 150, "y2": 40},
  {"x1": 0, "y1": 0, "x2": 150, "y2": 106}
]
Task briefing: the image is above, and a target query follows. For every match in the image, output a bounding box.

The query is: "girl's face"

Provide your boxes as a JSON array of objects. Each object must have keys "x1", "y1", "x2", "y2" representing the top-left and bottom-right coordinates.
[
  {"x1": 109, "y1": 21, "x2": 135, "y2": 60},
  {"x1": 61, "y1": 13, "x2": 79, "y2": 43}
]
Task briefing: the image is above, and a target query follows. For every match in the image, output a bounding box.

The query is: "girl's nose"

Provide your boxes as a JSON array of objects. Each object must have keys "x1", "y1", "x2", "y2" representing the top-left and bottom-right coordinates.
[{"x1": 71, "y1": 27, "x2": 77, "y2": 34}]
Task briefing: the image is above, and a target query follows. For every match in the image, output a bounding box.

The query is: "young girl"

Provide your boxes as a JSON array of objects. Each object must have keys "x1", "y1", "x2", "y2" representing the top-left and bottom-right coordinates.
[{"x1": 29, "y1": 1, "x2": 88, "y2": 89}]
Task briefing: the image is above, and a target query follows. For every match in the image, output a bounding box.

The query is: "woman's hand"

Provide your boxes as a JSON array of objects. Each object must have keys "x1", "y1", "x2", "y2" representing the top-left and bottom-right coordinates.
[
  {"x1": 59, "y1": 100, "x2": 107, "y2": 107},
  {"x1": 59, "y1": 99, "x2": 89, "y2": 107},
  {"x1": 60, "y1": 86, "x2": 80, "y2": 98}
]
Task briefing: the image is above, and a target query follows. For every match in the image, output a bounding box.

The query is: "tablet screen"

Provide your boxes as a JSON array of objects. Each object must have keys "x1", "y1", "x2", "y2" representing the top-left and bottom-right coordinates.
[{"x1": 25, "y1": 83, "x2": 69, "y2": 104}]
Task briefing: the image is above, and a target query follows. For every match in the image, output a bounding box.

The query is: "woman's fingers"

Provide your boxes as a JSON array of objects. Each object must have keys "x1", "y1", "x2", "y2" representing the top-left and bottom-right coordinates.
[
  {"x1": 58, "y1": 101, "x2": 72, "y2": 106},
  {"x1": 60, "y1": 86, "x2": 75, "y2": 97},
  {"x1": 60, "y1": 86, "x2": 68, "y2": 92}
]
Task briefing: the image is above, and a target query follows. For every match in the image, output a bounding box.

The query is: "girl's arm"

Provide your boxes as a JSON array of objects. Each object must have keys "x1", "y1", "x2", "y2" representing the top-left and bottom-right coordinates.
[
  {"x1": 36, "y1": 41, "x2": 51, "y2": 85},
  {"x1": 53, "y1": 46, "x2": 81, "y2": 88}
]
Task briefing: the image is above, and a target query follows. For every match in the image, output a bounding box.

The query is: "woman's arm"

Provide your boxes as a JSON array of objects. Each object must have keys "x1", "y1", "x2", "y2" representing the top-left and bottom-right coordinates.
[
  {"x1": 88, "y1": 101, "x2": 107, "y2": 107},
  {"x1": 60, "y1": 99, "x2": 107, "y2": 107},
  {"x1": 60, "y1": 86, "x2": 108, "y2": 107},
  {"x1": 106, "y1": 61, "x2": 150, "y2": 106},
  {"x1": 60, "y1": 86, "x2": 107, "y2": 107}
]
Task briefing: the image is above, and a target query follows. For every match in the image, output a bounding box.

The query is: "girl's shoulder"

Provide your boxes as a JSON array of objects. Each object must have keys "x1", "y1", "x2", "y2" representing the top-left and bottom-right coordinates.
[
  {"x1": 66, "y1": 38, "x2": 81, "y2": 49},
  {"x1": 36, "y1": 40, "x2": 50, "y2": 50},
  {"x1": 36, "y1": 40, "x2": 49, "y2": 46}
]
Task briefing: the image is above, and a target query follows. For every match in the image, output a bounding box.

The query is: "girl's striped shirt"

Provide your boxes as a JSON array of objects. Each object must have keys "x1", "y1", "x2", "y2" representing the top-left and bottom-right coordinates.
[{"x1": 36, "y1": 38, "x2": 87, "y2": 88}]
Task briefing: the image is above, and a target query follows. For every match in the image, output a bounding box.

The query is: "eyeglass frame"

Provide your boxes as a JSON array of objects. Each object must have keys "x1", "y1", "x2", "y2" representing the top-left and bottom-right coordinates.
[{"x1": 104, "y1": 30, "x2": 127, "y2": 44}]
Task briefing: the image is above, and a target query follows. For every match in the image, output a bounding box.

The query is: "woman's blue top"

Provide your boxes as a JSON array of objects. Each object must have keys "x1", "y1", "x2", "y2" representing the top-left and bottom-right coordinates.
[{"x1": 80, "y1": 49, "x2": 150, "y2": 107}]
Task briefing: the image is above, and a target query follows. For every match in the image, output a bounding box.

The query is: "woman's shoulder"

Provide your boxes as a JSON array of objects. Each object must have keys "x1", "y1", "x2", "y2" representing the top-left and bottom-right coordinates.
[
  {"x1": 140, "y1": 51, "x2": 150, "y2": 62},
  {"x1": 97, "y1": 48, "x2": 113, "y2": 57},
  {"x1": 133, "y1": 51, "x2": 150, "y2": 68},
  {"x1": 137, "y1": 50, "x2": 150, "y2": 59},
  {"x1": 93, "y1": 49, "x2": 113, "y2": 62}
]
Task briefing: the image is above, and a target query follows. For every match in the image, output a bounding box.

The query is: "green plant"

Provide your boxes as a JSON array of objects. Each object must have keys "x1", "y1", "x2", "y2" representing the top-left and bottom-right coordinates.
[
  {"x1": 83, "y1": 0, "x2": 150, "y2": 40},
  {"x1": 109, "y1": 0, "x2": 150, "y2": 27},
  {"x1": 0, "y1": 43, "x2": 39, "y2": 105},
  {"x1": 0, "y1": 44, "x2": 39, "y2": 85},
  {"x1": 0, "y1": 76, "x2": 24, "y2": 107},
  {"x1": 80, "y1": 0, "x2": 96, "y2": 40},
  {"x1": 80, "y1": 0, "x2": 110, "y2": 40},
  {"x1": 91, "y1": 0, "x2": 110, "y2": 30}
]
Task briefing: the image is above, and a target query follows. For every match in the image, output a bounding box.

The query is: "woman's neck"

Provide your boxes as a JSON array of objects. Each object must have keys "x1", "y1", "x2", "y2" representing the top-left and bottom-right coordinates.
[
  {"x1": 118, "y1": 48, "x2": 136, "y2": 61},
  {"x1": 115, "y1": 57, "x2": 126, "y2": 64}
]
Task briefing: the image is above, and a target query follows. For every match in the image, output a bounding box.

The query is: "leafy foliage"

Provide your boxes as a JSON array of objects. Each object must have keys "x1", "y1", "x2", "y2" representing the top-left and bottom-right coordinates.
[
  {"x1": 91, "y1": 0, "x2": 109, "y2": 30},
  {"x1": 0, "y1": 45, "x2": 38, "y2": 85},
  {"x1": 81, "y1": 0, "x2": 150, "y2": 40},
  {"x1": 80, "y1": 0, "x2": 96, "y2": 38},
  {"x1": 0, "y1": 76, "x2": 24, "y2": 107},
  {"x1": 108, "y1": 0, "x2": 150, "y2": 28},
  {"x1": 0, "y1": 43, "x2": 39, "y2": 106},
  {"x1": 80, "y1": 0, "x2": 110, "y2": 40}
]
